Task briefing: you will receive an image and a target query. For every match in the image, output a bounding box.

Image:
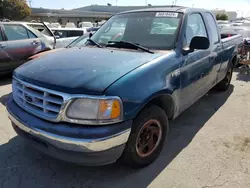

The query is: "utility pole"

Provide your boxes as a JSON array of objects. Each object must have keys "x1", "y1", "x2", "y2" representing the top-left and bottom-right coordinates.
[
  {"x1": 145, "y1": 0, "x2": 147, "y2": 6},
  {"x1": 175, "y1": 0, "x2": 177, "y2": 5}
]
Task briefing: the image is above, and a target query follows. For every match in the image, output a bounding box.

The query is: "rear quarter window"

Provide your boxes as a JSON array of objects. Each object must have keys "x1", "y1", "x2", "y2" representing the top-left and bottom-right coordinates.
[{"x1": 205, "y1": 13, "x2": 220, "y2": 44}]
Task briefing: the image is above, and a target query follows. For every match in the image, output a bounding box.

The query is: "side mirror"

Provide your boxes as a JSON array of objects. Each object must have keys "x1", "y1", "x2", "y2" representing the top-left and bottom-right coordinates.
[
  {"x1": 190, "y1": 36, "x2": 210, "y2": 50},
  {"x1": 89, "y1": 32, "x2": 93, "y2": 38},
  {"x1": 183, "y1": 36, "x2": 210, "y2": 55},
  {"x1": 55, "y1": 35, "x2": 60, "y2": 39}
]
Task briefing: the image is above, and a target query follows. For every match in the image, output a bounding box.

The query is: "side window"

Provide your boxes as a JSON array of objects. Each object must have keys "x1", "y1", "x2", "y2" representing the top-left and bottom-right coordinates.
[
  {"x1": 3, "y1": 25, "x2": 29, "y2": 41},
  {"x1": 184, "y1": 13, "x2": 207, "y2": 46},
  {"x1": 53, "y1": 30, "x2": 67, "y2": 38},
  {"x1": 205, "y1": 13, "x2": 219, "y2": 44},
  {"x1": 27, "y1": 30, "x2": 37, "y2": 39},
  {"x1": 68, "y1": 31, "x2": 84, "y2": 37}
]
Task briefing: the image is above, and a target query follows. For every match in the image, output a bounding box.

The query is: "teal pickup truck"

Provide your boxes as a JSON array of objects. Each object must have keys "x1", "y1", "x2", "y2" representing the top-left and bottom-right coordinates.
[{"x1": 7, "y1": 6, "x2": 242, "y2": 167}]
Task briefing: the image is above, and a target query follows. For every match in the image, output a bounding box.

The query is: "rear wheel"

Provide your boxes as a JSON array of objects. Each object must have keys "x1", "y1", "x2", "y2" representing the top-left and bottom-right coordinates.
[
  {"x1": 215, "y1": 62, "x2": 233, "y2": 91},
  {"x1": 120, "y1": 105, "x2": 169, "y2": 168}
]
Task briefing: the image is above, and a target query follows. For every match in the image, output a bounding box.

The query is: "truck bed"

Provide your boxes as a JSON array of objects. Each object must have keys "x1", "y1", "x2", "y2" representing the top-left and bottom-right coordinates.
[{"x1": 221, "y1": 34, "x2": 243, "y2": 48}]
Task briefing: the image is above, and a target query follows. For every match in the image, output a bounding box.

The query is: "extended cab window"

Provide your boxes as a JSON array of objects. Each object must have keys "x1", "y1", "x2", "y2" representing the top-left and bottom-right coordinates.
[
  {"x1": 3, "y1": 24, "x2": 29, "y2": 41},
  {"x1": 92, "y1": 12, "x2": 182, "y2": 50},
  {"x1": 184, "y1": 13, "x2": 207, "y2": 46},
  {"x1": 205, "y1": 13, "x2": 219, "y2": 44}
]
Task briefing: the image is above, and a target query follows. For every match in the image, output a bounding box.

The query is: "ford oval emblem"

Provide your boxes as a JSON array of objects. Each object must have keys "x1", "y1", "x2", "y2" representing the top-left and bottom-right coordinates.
[{"x1": 24, "y1": 94, "x2": 33, "y2": 103}]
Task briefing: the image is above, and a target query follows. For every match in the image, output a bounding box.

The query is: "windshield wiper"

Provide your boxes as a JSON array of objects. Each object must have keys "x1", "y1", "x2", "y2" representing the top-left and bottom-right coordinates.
[
  {"x1": 87, "y1": 39, "x2": 102, "y2": 48},
  {"x1": 107, "y1": 40, "x2": 154, "y2": 54}
]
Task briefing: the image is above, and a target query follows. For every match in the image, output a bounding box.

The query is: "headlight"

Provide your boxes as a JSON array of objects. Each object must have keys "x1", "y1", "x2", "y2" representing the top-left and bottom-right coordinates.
[{"x1": 66, "y1": 97, "x2": 123, "y2": 124}]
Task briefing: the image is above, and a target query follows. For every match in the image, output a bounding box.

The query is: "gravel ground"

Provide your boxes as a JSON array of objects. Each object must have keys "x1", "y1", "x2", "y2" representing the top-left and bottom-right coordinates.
[{"x1": 0, "y1": 70, "x2": 250, "y2": 188}]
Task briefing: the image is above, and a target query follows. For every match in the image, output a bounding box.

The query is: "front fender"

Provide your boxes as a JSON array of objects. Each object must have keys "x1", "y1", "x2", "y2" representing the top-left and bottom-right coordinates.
[{"x1": 104, "y1": 52, "x2": 181, "y2": 120}]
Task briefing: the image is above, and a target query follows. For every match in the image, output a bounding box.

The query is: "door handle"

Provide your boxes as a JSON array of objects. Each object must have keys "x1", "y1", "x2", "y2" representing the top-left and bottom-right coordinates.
[{"x1": 31, "y1": 41, "x2": 40, "y2": 45}]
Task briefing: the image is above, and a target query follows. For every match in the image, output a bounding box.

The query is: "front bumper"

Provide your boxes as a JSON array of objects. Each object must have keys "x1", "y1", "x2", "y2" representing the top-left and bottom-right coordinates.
[{"x1": 7, "y1": 95, "x2": 132, "y2": 166}]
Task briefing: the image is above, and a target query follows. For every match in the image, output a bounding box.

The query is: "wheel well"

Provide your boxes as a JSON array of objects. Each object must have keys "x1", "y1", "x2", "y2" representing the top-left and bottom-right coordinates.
[
  {"x1": 145, "y1": 94, "x2": 175, "y2": 120},
  {"x1": 232, "y1": 55, "x2": 237, "y2": 67}
]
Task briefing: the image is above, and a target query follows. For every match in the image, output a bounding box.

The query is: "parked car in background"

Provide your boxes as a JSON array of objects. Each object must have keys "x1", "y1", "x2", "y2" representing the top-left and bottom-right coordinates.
[
  {"x1": 52, "y1": 28, "x2": 84, "y2": 38},
  {"x1": 28, "y1": 32, "x2": 91, "y2": 60},
  {"x1": 78, "y1": 22, "x2": 93, "y2": 33},
  {"x1": 26, "y1": 22, "x2": 78, "y2": 48},
  {"x1": 7, "y1": 7, "x2": 241, "y2": 167},
  {"x1": 47, "y1": 22, "x2": 61, "y2": 28},
  {"x1": 0, "y1": 22, "x2": 53, "y2": 75},
  {"x1": 51, "y1": 28, "x2": 86, "y2": 48},
  {"x1": 65, "y1": 22, "x2": 76, "y2": 28},
  {"x1": 217, "y1": 23, "x2": 231, "y2": 31},
  {"x1": 221, "y1": 26, "x2": 250, "y2": 41}
]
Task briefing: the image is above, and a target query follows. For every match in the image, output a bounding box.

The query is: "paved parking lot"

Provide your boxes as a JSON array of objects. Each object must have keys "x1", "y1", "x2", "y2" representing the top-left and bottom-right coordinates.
[{"x1": 0, "y1": 70, "x2": 250, "y2": 188}]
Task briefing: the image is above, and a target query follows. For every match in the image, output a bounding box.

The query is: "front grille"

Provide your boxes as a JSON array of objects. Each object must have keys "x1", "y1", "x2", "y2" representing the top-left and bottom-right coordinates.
[{"x1": 13, "y1": 78, "x2": 64, "y2": 121}]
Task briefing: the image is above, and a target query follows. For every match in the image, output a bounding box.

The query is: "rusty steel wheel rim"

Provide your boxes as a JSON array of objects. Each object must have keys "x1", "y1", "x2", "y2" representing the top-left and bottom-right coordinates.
[{"x1": 136, "y1": 119, "x2": 162, "y2": 158}]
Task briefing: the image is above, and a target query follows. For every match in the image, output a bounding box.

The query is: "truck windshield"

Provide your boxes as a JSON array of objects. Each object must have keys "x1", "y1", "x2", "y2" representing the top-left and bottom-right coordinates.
[{"x1": 91, "y1": 11, "x2": 182, "y2": 50}]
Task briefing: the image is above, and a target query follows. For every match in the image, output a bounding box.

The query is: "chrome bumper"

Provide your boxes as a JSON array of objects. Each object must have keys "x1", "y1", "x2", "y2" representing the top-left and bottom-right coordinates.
[{"x1": 8, "y1": 110, "x2": 131, "y2": 153}]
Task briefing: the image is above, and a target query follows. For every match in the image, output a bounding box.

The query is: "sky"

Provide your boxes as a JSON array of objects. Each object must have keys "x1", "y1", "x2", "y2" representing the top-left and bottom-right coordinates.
[{"x1": 30, "y1": 0, "x2": 250, "y2": 14}]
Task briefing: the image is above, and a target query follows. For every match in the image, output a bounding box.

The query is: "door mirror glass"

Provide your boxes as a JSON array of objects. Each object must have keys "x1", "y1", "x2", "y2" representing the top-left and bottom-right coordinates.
[{"x1": 190, "y1": 36, "x2": 210, "y2": 50}]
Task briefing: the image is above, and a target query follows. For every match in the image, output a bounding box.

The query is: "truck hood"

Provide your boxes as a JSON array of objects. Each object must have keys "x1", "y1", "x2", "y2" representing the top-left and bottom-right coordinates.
[{"x1": 14, "y1": 47, "x2": 161, "y2": 95}]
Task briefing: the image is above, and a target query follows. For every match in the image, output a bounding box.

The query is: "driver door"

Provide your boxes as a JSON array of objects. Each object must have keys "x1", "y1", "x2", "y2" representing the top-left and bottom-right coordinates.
[
  {"x1": 180, "y1": 13, "x2": 212, "y2": 111},
  {"x1": 2, "y1": 24, "x2": 40, "y2": 69}
]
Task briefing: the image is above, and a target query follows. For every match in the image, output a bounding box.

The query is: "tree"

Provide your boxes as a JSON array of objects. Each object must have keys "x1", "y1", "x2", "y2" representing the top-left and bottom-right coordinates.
[
  {"x1": 216, "y1": 13, "x2": 228, "y2": 20},
  {"x1": 0, "y1": 0, "x2": 31, "y2": 20}
]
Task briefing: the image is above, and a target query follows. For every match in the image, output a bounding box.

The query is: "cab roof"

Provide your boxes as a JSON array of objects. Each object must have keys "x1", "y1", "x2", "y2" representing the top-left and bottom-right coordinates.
[{"x1": 117, "y1": 6, "x2": 208, "y2": 15}]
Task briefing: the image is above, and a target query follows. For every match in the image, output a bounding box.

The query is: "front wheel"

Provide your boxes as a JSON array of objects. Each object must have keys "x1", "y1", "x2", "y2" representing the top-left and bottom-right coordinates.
[
  {"x1": 120, "y1": 105, "x2": 169, "y2": 168},
  {"x1": 214, "y1": 63, "x2": 233, "y2": 91}
]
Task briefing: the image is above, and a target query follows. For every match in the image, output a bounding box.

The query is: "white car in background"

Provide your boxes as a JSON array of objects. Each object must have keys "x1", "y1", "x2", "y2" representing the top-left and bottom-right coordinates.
[
  {"x1": 65, "y1": 22, "x2": 76, "y2": 28},
  {"x1": 26, "y1": 22, "x2": 81, "y2": 48},
  {"x1": 79, "y1": 22, "x2": 93, "y2": 33},
  {"x1": 51, "y1": 28, "x2": 85, "y2": 48},
  {"x1": 47, "y1": 22, "x2": 61, "y2": 28}
]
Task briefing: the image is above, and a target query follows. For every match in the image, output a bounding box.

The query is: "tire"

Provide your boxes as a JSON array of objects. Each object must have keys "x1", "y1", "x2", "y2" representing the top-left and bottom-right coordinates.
[
  {"x1": 215, "y1": 62, "x2": 233, "y2": 91},
  {"x1": 120, "y1": 105, "x2": 169, "y2": 168}
]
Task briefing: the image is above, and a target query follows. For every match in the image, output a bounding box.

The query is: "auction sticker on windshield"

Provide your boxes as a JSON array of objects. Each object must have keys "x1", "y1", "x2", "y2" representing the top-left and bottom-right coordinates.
[{"x1": 155, "y1": 12, "x2": 178, "y2": 17}]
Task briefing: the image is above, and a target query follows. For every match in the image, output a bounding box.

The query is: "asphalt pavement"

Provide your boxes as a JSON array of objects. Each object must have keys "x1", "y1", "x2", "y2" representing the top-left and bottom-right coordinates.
[{"x1": 0, "y1": 70, "x2": 250, "y2": 188}]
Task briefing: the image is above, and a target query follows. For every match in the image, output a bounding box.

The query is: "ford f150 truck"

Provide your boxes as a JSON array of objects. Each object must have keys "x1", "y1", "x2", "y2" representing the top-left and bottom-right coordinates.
[{"x1": 7, "y1": 7, "x2": 242, "y2": 167}]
